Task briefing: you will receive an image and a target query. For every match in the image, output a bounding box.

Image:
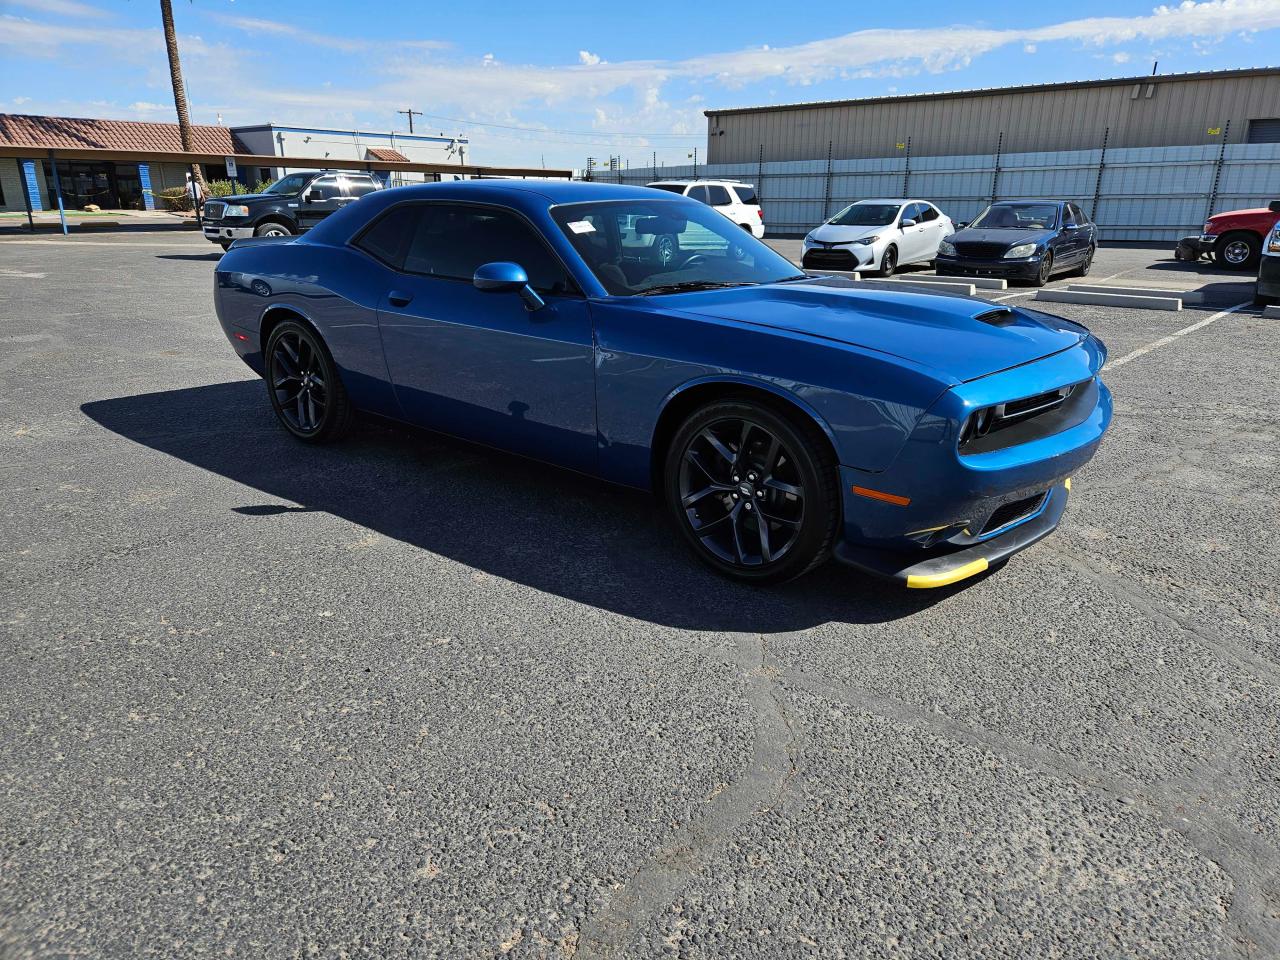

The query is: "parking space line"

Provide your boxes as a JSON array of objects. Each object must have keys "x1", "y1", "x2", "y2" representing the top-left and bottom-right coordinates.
[
  {"x1": 1106, "y1": 301, "x2": 1250, "y2": 369},
  {"x1": 993, "y1": 292, "x2": 1035, "y2": 302}
]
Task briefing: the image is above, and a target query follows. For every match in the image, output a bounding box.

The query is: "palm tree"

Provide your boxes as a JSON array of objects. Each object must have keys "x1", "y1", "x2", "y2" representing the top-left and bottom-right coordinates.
[{"x1": 160, "y1": 0, "x2": 206, "y2": 193}]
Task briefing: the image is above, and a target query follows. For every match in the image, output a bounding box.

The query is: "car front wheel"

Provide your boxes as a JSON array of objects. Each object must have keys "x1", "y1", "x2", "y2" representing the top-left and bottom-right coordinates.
[
  {"x1": 1215, "y1": 232, "x2": 1260, "y2": 271},
  {"x1": 1030, "y1": 251, "x2": 1054, "y2": 287},
  {"x1": 255, "y1": 222, "x2": 293, "y2": 238},
  {"x1": 665, "y1": 399, "x2": 839, "y2": 584},
  {"x1": 878, "y1": 245, "x2": 898, "y2": 277},
  {"x1": 264, "y1": 320, "x2": 354, "y2": 442}
]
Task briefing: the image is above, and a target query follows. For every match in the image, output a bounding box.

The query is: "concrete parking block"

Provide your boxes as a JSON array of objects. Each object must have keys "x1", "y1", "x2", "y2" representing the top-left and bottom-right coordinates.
[
  {"x1": 1036, "y1": 289, "x2": 1182, "y2": 311},
  {"x1": 913, "y1": 274, "x2": 1009, "y2": 290},
  {"x1": 868, "y1": 277, "x2": 978, "y2": 296},
  {"x1": 804, "y1": 269, "x2": 862, "y2": 280}
]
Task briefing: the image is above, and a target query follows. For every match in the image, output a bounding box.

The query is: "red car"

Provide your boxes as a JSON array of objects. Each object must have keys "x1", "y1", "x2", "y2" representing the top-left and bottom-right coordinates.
[{"x1": 1176, "y1": 200, "x2": 1280, "y2": 270}]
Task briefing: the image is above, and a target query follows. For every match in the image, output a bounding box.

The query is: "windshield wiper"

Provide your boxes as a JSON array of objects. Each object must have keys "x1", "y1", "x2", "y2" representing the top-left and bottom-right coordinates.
[{"x1": 636, "y1": 280, "x2": 757, "y2": 296}]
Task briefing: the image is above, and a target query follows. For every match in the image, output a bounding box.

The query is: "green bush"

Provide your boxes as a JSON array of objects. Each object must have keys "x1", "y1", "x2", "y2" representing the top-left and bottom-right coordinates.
[
  {"x1": 156, "y1": 186, "x2": 193, "y2": 212},
  {"x1": 206, "y1": 179, "x2": 240, "y2": 197}
]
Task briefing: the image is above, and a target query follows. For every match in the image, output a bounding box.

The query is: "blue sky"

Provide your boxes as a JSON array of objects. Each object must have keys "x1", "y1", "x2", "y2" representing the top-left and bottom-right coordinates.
[{"x1": 2, "y1": 0, "x2": 1278, "y2": 169}]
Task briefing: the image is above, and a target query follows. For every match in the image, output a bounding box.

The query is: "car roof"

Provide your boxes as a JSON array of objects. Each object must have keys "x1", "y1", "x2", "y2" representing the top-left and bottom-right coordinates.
[
  {"x1": 647, "y1": 179, "x2": 753, "y2": 187},
  {"x1": 990, "y1": 199, "x2": 1067, "y2": 205}
]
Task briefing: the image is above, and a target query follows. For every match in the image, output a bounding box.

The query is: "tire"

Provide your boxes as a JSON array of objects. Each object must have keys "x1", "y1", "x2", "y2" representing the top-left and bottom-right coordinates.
[
  {"x1": 1214, "y1": 232, "x2": 1260, "y2": 271},
  {"x1": 664, "y1": 399, "x2": 839, "y2": 584},
  {"x1": 254, "y1": 221, "x2": 293, "y2": 238},
  {"x1": 1030, "y1": 251, "x2": 1053, "y2": 287},
  {"x1": 878, "y1": 245, "x2": 898, "y2": 278},
  {"x1": 1072, "y1": 245, "x2": 1095, "y2": 278},
  {"x1": 263, "y1": 320, "x2": 354, "y2": 443}
]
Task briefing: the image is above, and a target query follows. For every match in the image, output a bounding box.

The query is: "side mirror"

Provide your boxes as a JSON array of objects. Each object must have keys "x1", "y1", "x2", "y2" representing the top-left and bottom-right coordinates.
[
  {"x1": 954, "y1": 221, "x2": 968, "y2": 229},
  {"x1": 1269, "y1": 200, "x2": 1280, "y2": 213},
  {"x1": 473, "y1": 261, "x2": 545, "y2": 311},
  {"x1": 900, "y1": 218, "x2": 917, "y2": 228},
  {"x1": 303, "y1": 190, "x2": 315, "y2": 203}
]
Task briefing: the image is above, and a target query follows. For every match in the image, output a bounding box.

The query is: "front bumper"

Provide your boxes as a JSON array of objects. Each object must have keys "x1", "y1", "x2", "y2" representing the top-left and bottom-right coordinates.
[
  {"x1": 835, "y1": 479, "x2": 1070, "y2": 587},
  {"x1": 831, "y1": 338, "x2": 1111, "y2": 588},
  {"x1": 1258, "y1": 255, "x2": 1280, "y2": 302},
  {"x1": 203, "y1": 223, "x2": 254, "y2": 243},
  {"x1": 934, "y1": 254, "x2": 1042, "y2": 279},
  {"x1": 802, "y1": 244, "x2": 876, "y2": 271}
]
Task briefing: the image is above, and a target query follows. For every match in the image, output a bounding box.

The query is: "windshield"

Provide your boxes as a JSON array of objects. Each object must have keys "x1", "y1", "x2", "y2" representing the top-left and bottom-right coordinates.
[
  {"x1": 262, "y1": 174, "x2": 311, "y2": 196},
  {"x1": 646, "y1": 184, "x2": 687, "y2": 195},
  {"x1": 969, "y1": 203, "x2": 1060, "y2": 230},
  {"x1": 829, "y1": 202, "x2": 901, "y2": 227},
  {"x1": 552, "y1": 198, "x2": 802, "y2": 296}
]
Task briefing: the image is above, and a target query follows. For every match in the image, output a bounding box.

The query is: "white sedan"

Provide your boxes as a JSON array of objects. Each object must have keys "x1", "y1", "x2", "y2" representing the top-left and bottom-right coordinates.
[{"x1": 801, "y1": 199, "x2": 953, "y2": 277}]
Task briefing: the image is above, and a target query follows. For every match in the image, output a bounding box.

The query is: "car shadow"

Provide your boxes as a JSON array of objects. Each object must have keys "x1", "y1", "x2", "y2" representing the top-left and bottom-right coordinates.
[{"x1": 81, "y1": 381, "x2": 956, "y2": 632}]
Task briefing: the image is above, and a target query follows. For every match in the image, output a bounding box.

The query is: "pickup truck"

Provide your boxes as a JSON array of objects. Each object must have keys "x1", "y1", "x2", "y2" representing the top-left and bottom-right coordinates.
[
  {"x1": 201, "y1": 170, "x2": 383, "y2": 251},
  {"x1": 1175, "y1": 200, "x2": 1280, "y2": 270}
]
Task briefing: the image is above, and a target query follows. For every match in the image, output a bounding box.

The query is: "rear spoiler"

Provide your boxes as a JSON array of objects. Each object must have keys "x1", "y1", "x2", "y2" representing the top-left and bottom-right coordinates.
[{"x1": 227, "y1": 235, "x2": 295, "y2": 251}]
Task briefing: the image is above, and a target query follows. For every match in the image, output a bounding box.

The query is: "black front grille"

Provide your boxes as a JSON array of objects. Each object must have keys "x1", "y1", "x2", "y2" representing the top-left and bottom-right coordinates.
[
  {"x1": 802, "y1": 248, "x2": 858, "y2": 269},
  {"x1": 203, "y1": 201, "x2": 226, "y2": 221},
  {"x1": 1002, "y1": 386, "x2": 1072, "y2": 420},
  {"x1": 954, "y1": 241, "x2": 1011, "y2": 259},
  {"x1": 981, "y1": 492, "x2": 1046, "y2": 536}
]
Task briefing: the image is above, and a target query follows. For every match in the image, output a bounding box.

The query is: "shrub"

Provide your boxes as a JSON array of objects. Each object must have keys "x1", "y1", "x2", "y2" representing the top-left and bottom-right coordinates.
[
  {"x1": 206, "y1": 179, "x2": 240, "y2": 198},
  {"x1": 156, "y1": 186, "x2": 193, "y2": 212}
]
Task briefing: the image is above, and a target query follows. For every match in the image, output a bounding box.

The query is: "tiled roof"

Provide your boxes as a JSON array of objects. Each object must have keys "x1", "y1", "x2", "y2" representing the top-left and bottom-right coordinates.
[
  {"x1": 0, "y1": 113, "x2": 248, "y2": 154},
  {"x1": 366, "y1": 147, "x2": 410, "y2": 162}
]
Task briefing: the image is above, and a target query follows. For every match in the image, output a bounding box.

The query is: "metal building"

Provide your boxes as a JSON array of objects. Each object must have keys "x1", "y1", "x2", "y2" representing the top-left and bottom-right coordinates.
[{"x1": 705, "y1": 67, "x2": 1280, "y2": 164}]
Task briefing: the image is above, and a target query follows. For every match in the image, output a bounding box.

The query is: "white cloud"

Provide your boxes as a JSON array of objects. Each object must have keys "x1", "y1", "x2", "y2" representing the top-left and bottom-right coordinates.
[
  {"x1": 1024, "y1": 43, "x2": 1038, "y2": 53},
  {"x1": 4, "y1": 0, "x2": 109, "y2": 18},
  {"x1": 1113, "y1": 50, "x2": 1132, "y2": 62},
  {"x1": 206, "y1": 13, "x2": 449, "y2": 53},
  {"x1": 579, "y1": 50, "x2": 602, "y2": 66}
]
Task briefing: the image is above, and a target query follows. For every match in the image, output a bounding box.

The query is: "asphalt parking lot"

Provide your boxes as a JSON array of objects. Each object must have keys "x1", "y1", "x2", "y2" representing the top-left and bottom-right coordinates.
[{"x1": 2, "y1": 230, "x2": 1278, "y2": 959}]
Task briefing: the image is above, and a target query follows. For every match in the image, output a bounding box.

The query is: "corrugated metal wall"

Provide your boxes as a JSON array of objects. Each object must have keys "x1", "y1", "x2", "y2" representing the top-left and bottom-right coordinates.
[
  {"x1": 591, "y1": 142, "x2": 1280, "y2": 241},
  {"x1": 705, "y1": 72, "x2": 1280, "y2": 164}
]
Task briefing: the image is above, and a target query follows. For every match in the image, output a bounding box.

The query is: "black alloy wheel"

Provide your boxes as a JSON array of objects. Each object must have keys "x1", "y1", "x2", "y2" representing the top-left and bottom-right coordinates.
[
  {"x1": 1031, "y1": 251, "x2": 1053, "y2": 287},
  {"x1": 879, "y1": 245, "x2": 898, "y2": 277},
  {"x1": 264, "y1": 320, "x2": 353, "y2": 442},
  {"x1": 666, "y1": 400, "x2": 838, "y2": 584}
]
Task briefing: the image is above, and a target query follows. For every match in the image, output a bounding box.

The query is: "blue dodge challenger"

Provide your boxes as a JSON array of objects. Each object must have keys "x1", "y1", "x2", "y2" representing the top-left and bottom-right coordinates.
[{"x1": 214, "y1": 180, "x2": 1112, "y2": 587}]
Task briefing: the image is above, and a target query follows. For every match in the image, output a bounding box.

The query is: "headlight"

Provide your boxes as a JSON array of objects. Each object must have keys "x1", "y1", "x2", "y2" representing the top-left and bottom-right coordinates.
[
  {"x1": 938, "y1": 240, "x2": 957, "y2": 256},
  {"x1": 804, "y1": 232, "x2": 816, "y2": 246},
  {"x1": 223, "y1": 205, "x2": 250, "y2": 218},
  {"x1": 1203, "y1": 222, "x2": 1214, "y2": 233},
  {"x1": 853, "y1": 235, "x2": 880, "y2": 246},
  {"x1": 1004, "y1": 243, "x2": 1038, "y2": 259}
]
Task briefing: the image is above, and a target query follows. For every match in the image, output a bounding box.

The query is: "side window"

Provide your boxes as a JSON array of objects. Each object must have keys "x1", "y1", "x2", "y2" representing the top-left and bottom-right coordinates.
[
  {"x1": 1063, "y1": 204, "x2": 1078, "y2": 227},
  {"x1": 918, "y1": 204, "x2": 939, "y2": 222},
  {"x1": 1071, "y1": 203, "x2": 1089, "y2": 224},
  {"x1": 705, "y1": 185, "x2": 732, "y2": 207},
  {"x1": 732, "y1": 184, "x2": 758, "y2": 205},
  {"x1": 686, "y1": 185, "x2": 710, "y2": 204},
  {"x1": 347, "y1": 177, "x2": 380, "y2": 198},
  {"x1": 308, "y1": 176, "x2": 342, "y2": 201},
  {"x1": 353, "y1": 204, "x2": 419, "y2": 268},
  {"x1": 900, "y1": 203, "x2": 921, "y2": 224},
  {"x1": 402, "y1": 204, "x2": 574, "y2": 294}
]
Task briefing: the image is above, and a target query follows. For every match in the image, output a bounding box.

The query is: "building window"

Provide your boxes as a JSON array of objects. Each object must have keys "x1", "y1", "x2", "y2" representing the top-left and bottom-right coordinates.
[{"x1": 1247, "y1": 119, "x2": 1280, "y2": 144}]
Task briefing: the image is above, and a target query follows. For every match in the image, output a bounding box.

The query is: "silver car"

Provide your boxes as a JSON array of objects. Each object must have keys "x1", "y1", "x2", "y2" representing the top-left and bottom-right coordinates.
[{"x1": 802, "y1": 199, "x2": 953, "y2": 276}]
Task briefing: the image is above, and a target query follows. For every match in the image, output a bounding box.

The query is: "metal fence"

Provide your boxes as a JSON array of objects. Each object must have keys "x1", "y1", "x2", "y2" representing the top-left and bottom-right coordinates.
[{"x1": 583, "y1": 139, "x2": 1280, "y2": 241}]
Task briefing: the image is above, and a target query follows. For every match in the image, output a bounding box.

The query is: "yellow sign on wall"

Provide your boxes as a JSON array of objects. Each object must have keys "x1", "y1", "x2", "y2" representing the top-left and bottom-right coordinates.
[
  {"x1": 1207, "y1": 127, "x2": 1222, "y2": 136},
  {"x1": 896, "y1": 142, "x2": 906, "y2": 150}
]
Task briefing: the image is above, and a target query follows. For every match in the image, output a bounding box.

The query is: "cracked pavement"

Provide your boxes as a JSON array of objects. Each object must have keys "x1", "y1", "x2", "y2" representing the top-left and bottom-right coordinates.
[{"x1": 1, "y1": 233, "x2": 1277, "y2": 958}]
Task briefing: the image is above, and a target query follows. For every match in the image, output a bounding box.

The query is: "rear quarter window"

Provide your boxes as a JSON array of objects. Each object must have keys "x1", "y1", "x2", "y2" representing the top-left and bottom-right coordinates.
[{"x1": 732, "y1": 185, "x2": 758, "y2": 205}]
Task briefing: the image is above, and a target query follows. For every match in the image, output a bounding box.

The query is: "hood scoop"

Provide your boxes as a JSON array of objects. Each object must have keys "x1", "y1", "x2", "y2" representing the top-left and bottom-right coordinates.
[{"x1": 973, "y1": 306, "x2": 1017, "y2": 326}]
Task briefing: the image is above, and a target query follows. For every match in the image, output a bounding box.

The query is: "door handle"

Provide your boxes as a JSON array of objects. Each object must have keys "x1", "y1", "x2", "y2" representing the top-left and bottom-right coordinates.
[{"x1": 388, "y1": 291, "x2": 413, "y2": 307}]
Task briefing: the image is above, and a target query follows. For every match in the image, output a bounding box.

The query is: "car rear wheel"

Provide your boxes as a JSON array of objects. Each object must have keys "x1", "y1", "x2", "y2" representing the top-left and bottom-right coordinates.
[
  {"x1": 1215, "y1": 232, "x2": 1260, "y2": 271},
  {"x1": 878, "y1": 245, "x2": 898, "y2": 277},
  {"x1": 264, "y1": 320, "x2": 354, "y2": 442},
  {"x1": 255, "y1": 222, "x2": 293, "y2": 238},
  {"x1": 1030, "y1": 251, "x2": 1054, "y2": 287},
  {"x1": 1073, "y1": 245, "x2": 1095, "y2": 277},
  {"x1": 665, "y1": 400, "x2": 838, "y2": 584}
]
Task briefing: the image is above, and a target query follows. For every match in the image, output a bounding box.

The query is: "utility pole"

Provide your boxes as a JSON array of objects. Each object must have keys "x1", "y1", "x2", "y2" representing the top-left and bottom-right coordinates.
[{"x1": 398, "y1": 109, "x2": 422, "y2": 134}]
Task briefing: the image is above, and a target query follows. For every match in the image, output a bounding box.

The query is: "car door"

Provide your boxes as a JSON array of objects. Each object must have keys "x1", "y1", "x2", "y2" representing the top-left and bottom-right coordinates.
[
  {"x1": 898, "y1": 203, "x2": 931, "y2": 263},
  {"x1": 1065, "y1": 203, "x2": 1092, "y2": 262},
  {"x1": 363, "y1": 201, "x2": 598, "y2": 474},
  {"x1": 297, "y1": 175, "x2": 346, "y2": 231},
  {"x1": 705, "y1": 184, "x2": 736, "y2": 226},
  {"x1": 1046, "y1": 204, "x2": 1075, "y2": 268},
  {"x1": 915, "y1": 203, "x2": 949, "y2": 260}
]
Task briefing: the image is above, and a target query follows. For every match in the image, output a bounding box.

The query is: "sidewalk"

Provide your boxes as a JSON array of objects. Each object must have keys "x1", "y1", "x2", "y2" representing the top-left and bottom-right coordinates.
[{"x1": 0, "y1": 208, "x2": 197, "y2": 233}]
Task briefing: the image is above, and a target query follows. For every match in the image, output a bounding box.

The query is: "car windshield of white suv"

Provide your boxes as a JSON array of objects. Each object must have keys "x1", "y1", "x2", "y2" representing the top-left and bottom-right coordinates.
[
  {"x1": 969, "y1": 203, "x2": 1060, "y2": 230},
  {"x1": 829, "y1": 203, "x2": 901, "y2": 227},
  {"x1": 262, "y1": 174, "x2": 311, "y2": 196},
  {"x1": 552, "y1": 199, "x2": 802, "y2": 296}
]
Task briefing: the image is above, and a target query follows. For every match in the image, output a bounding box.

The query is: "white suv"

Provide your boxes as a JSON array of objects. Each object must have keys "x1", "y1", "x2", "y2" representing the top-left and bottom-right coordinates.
[{"x1": 646, "y1": 180, "x2": 765, "y2": 239}]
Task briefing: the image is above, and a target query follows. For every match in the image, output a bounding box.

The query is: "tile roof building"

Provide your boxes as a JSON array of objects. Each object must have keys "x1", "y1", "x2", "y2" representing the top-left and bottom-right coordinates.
[{"x1": 0, "y1": 113, "x2": 470, "y2": 214}]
